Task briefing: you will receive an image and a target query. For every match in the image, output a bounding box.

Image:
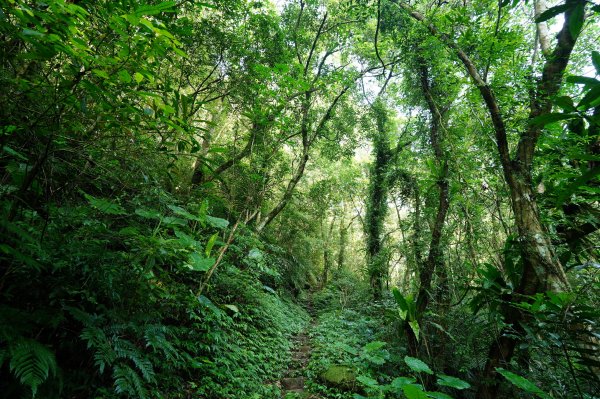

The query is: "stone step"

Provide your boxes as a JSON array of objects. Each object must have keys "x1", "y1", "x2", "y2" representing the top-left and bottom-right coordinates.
[
  {"x1": 281, "y1": 377, "x2": 305, "y2": 390},
  {"x1": 292, "y1": 352, "x2": 310, "y2": 363}
]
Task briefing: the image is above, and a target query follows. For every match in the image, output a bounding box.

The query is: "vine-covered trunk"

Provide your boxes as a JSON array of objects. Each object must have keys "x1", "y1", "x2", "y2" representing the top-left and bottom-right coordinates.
[
  {"x1": 366, "y1": 144, "x2": 388, "y2": 299},
  {"x1": 337, "y1": 224, "x2": 348, "y2": 270},
  {"x1": 365, "y1": 100, "x2": 391, "y2": 300},
  {"x1": 322, "y1": 217, "x2": 335, "y2": 286}
]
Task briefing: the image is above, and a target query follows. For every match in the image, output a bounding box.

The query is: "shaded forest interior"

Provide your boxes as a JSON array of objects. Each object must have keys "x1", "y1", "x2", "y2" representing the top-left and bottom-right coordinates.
[{"x1": 0, "y1": 0, "x2": 599, "y2": 398}]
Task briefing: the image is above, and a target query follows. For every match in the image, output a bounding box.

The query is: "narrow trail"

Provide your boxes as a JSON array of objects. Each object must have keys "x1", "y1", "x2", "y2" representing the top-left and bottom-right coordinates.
[{"x1": 279, "y1": 295, "x2": 319, "y2": 398}]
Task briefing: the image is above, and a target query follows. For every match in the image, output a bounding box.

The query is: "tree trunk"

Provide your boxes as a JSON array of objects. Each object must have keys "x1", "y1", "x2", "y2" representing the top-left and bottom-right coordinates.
[
  {"x1": 477, "y1": 168, "x2": 569, "y2": 399},
  {"x1": 256, "y1": 149, "x2": 309, "y2": 232},
  {"x1": 404, "y1": 61, "x2": 451, "y2": 361},
  {"x1": 365, "y1": 100, "x2": 392, "y2": 300},
  {"x1": 322, "y1": 217, "x2": 336, "y2": 286},
  {"x1": 337, "y1": 223, "x2": 348, "y2": 270}
]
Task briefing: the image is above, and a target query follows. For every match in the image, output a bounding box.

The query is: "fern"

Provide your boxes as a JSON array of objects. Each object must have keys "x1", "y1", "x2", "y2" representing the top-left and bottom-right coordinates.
[
  {"x1": 113, "y1": 364, "x2": 148, "y2": 399},
  {"x1": 8, "y1": 339, "x2": 57, "y2": 397},
  {"x1": 80, "y1": 326, "x2": 115, "y2": 373},
  {"x1": 113, "y1": 339, "x2": 155, "y2": 382},
  {"x1": 143, "y1": 324, "x2": 180, "y2": 362}
]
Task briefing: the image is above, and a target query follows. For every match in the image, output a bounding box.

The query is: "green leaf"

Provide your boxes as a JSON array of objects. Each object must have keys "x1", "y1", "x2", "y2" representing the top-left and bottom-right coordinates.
[
  {"x1": 393, "y1": 287, "x2": 412, "y2": 320},
  {"x1": 336, "y1": 342, "x2": 359, "y2": 355},
  {"x1": 263, "y1": 285, "x2": 277, "y2": 294},
  {"x1": 197, "y1": 295, "x2": 223, "y2": 316},
  {"x1": 135, "y1": 1, "x2": 177, "y2": 16},
  {"x1": 578, "y1": 85, "x2": 600, "y2": 109},
  {"x1": 364, "y1": 341, "x2": 386, "y2": 351},
  {"x1": 390, "y1": 376, "x2": 416, "y2": 388},
  {"x1": 436, "y1": 374, "x2": 471, "y2": 389},
  {"x1": 2, "y1": 145, "x2": 28, "y2": 161},
  {"x1": 553, "y1": 96, "x2": 576, "y2": 112},
  {"x1": 205, "y1": 233, "x2": 218, "y2": 257},
  {"x1": 248, "y1": 248, "x2": 263, "y2": 260},
  {"x1": 134, "y1": 72, "x2": 144, "y2": 83},
  {"x1": 92, "y1": 69, "x2": 110, "y2": 79},
  {"x1": 593, "y1": 51, "x2": 600, "y2": 75},
  {"x1": 567, "y1": 75, "x2": 600, "y2": 87},
  {"x1": 185, "y1": 253, "x2": 214, "y2": 271},
  {"x1": 174, "y1": 229, "x2": 197, "y2": 247},
  {"x1": 409, "y1": 320, "x2": 420, "y2": 341},
  {"x1": 119, "y1": 226, "x2": 140, "y2": 236},
  {"x1": 168, "y1": 205, "x2": 201, "y2": 221},
  {"x1": 404, "y1": 356, "x2": 433, "y2": 375},
  {"x1": 206, "y1": 215, "x2": 229, "y2": 229},
  {"x1": 535, "y1": 4, "x2": 570, "y2": 22},
  {"x1": 84, "y1": 193, "x2": 127, "y2": 215},
  {"x1": 223, "y1": 304, "x2": 239, "y2": 313},
  {"x1": 135, "y1": 208, "x2": 161, "y2": 219},
  {"x1": 162, "y1": 216, "x2": 187, "y2": 226},
  {"x1": 357, "y1": 375, "x2": 379, "y2": 388},
  {"x1": 568, "y1": 2, "x2": 585, "y2": 38},
  {"x1": 496, "y1": 368, "x2": 551, "y2": 399},
  {"x1": 426, "y1": 392, "x2": 453, "y2": 399},
  {"x1": 403, "y1": 384, "x2": 428, "y2": 399},
  {"x1": 393, "y1": 287, "x2": 408, "y2": 311},
  {"x1": 22, "y1": 28, "x2": 45, "y2": 37},
  {"x1": 529, "y1": 112, "x2": 577, "y2": 127},
  {"x1": 118, "y1": 70, "x2": 132, "y2": 83}
]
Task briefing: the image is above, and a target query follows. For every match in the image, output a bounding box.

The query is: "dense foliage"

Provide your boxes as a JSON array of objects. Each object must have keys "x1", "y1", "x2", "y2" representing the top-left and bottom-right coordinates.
[{"x1": 1, "y1": 0, "x2": 599, "y2": 398}]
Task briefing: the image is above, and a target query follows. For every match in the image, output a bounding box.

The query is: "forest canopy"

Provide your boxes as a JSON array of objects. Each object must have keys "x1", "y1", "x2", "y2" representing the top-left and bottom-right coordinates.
[{"x1": 0, "y1": 0, "x2": 599, "y2": 398}]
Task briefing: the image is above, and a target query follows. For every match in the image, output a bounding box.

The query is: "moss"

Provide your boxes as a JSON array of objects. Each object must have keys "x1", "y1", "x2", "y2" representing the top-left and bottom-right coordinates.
[{"x1": 319, "y1": 365, "x2": 356, "y2": 390}]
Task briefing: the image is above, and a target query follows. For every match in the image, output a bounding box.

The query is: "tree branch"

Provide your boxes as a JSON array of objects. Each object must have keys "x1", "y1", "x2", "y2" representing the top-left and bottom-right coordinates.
[
  {"x1": 516, "y1": 0, "x2": 585, "y2": 173},
  {"x1": 305, "y1": 12, "x2": 328, "y2": 76},
  {"x1": 394, "y1": 1, "x2": 511, "y2": 176},
  {"x1": 533, "y1": 0, "x2": 552, "y2": 58}
]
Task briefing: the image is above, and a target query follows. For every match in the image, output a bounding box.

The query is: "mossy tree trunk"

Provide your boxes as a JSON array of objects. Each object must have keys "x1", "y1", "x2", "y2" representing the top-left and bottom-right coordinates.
[{"x1": 365, "y1": 99, "x2": 392, "y2": 300}]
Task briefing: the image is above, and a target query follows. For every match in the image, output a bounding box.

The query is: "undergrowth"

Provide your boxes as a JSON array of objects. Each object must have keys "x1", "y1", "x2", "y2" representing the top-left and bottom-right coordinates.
[{"x1": 0, "y1": 187, "x2": 309, "y2": 398}]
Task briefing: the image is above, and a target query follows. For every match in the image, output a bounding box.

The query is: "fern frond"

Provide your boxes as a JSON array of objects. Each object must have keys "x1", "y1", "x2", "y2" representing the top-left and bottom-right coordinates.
[
  {"x1": 63, "y1": 306, "x2": 102, "y2": 326},
  {"x1": 144, "y1": 324, "x2": 180, "y2": 361},
  {"x1": 80, "y1": 326, "x2": 115, "y2": 374},
  {"x1": 113, "y1": 339, "x2": 155, "y2": 382},
  {"x1": 113, "y1": 364, "x2": 148, "y2": 399},
  {"x1": 8, "y1": 339, "x2": 57, "y2": 397}
]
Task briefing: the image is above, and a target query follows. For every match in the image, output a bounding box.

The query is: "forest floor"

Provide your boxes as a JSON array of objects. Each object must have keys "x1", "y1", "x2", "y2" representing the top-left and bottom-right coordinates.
[{"x1": 279, "y1": 296, "x2": 322, "y2": 399}]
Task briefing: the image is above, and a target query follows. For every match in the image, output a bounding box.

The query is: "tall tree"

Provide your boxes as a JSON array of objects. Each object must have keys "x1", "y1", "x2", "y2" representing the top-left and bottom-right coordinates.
[{"x1": 395, "y1": 0, "x2": 590, "y2": 396}]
